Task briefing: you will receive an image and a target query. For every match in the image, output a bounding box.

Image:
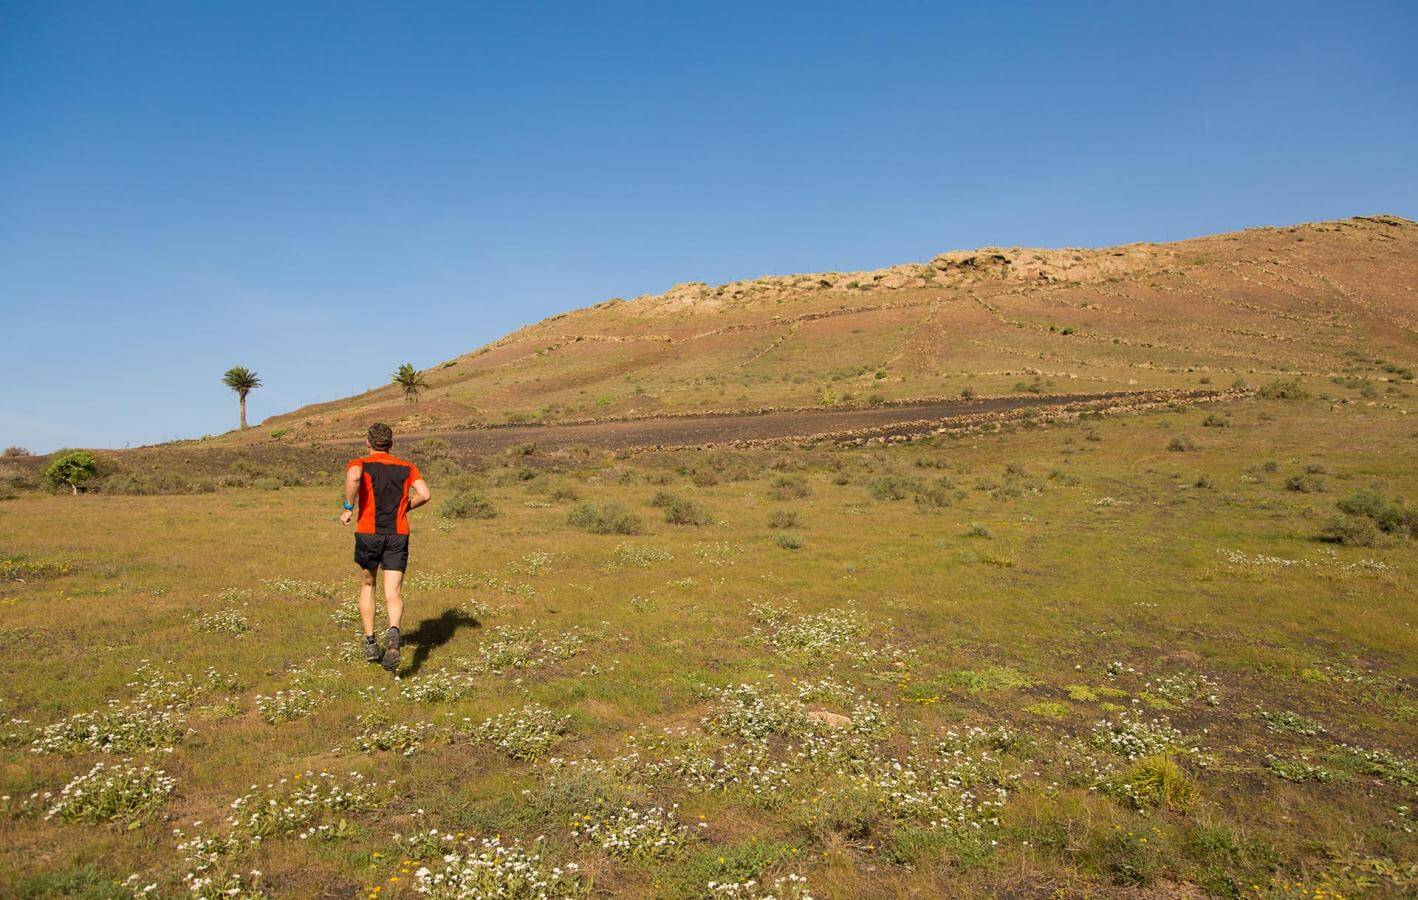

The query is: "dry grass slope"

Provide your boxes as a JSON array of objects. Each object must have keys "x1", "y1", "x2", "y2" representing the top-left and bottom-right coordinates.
[{"x1": 236, "y1": 215, "x2": 1418, "y2": 444}]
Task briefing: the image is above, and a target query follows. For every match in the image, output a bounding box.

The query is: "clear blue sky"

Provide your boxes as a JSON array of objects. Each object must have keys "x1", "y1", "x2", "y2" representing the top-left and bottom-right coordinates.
[{"x1": 2, "y1": 1, "x2": 1415, "y2": 452}]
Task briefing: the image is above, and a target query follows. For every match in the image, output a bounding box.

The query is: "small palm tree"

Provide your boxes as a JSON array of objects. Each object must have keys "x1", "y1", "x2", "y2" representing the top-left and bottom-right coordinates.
[
  {"x1": 222, "y1": 366, "x2": 262, "y2": 429},
  {"x1": 392, "y1": 363, "x2": 429, "y2": 403}
]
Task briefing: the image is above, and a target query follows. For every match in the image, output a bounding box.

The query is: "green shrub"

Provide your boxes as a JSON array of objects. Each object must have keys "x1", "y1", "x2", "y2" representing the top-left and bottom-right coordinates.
[
  {"x1": 1201, "y1": 413, "x2": 1229, "y2": 427},
  {"x1": 1259, "y1": 378, "x2": 1311, "y2": 400},
  {"x1": 773, "y1": 533, "x2": 803, "y2": 550},
  {"x1": 441, "y1": 489, "x2": 497, "y2": 520},
  {"x1": 1319, "y1": 515, "x2": 1379, "y2": 546},
  {"x1": 965, "y1": 523, "x2": 992, "y2": 539},
  {"x1": 1167, "y1": 435, "x2": 1197, "y2": 452},
  {"x1": 1285, "y1": 473, "x2": 1325, "y2": 493},
  {"x1": 44, "y1": 450, "x2": 99, "y2": 494},
  {"x1": 868, "y1": 475, "x2": 918, "y2": 501},
  {"x1": 913, "y1": 480, "x2": 954, "y2": 509},
  {"x1": 768, "y1": 510, "x2": 799, "y2": 529},
  {"x1": 549, "y1": 484, "x2": 580, "y2": 502},
  {"x1": 1336, "y1": 487, "x2": 1416, "y2": 535},
  {"x1": 659, "y1": 495, "x2": 711, "y2": 526},
  {"x1": 492, "y1": 467, "x2": 538, "y2": 487},
  {"x1": 568, "y1": 502, "x2": 642, "y2": 535}
]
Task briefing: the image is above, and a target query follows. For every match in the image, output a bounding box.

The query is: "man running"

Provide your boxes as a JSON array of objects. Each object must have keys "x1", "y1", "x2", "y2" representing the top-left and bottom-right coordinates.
[{"x1": 340, "y1": 423, "x2": 431, "y2": 671}]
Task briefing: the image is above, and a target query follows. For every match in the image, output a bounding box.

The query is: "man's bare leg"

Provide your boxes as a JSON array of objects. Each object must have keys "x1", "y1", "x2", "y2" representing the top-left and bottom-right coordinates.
[
  {"x1": 383, "y1": 569, "x2": 404, "y2": 630},
  {"x1": 358, "y1": 567, "x2": 382, "y2": 663},
  {"x1": 358, "y1": 567, "x2": 378, "y2": 637},
  {"x1": 380, "y1": 569, "x2": 405, "y2": 671}
]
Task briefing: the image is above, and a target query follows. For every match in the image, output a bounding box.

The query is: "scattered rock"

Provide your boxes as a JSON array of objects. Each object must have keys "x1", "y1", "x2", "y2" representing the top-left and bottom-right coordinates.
[{"x1": 806, "y1": 709, "x2": 852, "y2": 729}]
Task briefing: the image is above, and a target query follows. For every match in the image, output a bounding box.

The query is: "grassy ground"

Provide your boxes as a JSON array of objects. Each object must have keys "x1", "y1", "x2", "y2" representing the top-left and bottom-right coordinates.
[{"x1": 1, "y1": 384, "x2": 1415, "y2": 897}]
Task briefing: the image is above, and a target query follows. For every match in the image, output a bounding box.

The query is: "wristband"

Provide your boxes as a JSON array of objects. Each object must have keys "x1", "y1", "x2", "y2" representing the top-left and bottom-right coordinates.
[{"x1": 342, "y1": 502, "x2": 355, "y2": 511}]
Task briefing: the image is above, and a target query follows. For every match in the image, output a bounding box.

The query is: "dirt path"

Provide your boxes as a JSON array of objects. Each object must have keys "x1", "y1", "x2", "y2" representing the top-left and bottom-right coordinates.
[{"x1": 371, "y1": 389, "x2": 1232, "y2": 454}]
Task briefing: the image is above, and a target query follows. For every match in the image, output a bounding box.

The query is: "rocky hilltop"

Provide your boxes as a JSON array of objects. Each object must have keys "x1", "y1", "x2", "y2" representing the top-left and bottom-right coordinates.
[{"x1": 243, "y1": 215, "x2": 1417, "y2": 443}]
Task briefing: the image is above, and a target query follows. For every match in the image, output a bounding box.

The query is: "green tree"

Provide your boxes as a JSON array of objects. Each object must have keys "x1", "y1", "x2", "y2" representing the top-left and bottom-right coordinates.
[
  {"x1": 392, "y1": 363, "x2": 430, "y2": 403},
  {"x1": 45, "y1": 450, "x2": 98, "y2": 495},
  {"x1": 221, "y1": 366, "x2": 262, "y2": 429}
]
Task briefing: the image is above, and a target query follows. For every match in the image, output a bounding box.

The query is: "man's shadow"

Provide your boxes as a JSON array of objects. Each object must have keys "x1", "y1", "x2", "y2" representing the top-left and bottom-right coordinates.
[{"x1": 401, "y1": 607, "x2": 481, "y2": 676}]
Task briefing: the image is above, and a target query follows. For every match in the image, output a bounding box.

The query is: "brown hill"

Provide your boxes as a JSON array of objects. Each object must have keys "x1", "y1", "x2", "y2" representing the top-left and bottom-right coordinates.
[{"x1": 249, "y1": 215, "x2": 1418, "y2": 444}]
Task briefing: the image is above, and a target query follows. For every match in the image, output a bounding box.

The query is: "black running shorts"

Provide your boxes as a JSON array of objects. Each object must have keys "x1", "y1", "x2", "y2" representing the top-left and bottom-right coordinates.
[{"x1": 354, "y1": 533, "x2": 410, "y2": 573}]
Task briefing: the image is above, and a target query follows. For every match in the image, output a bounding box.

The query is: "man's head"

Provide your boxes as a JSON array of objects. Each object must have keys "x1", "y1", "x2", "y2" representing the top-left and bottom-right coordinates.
[{"x1": 367, "y1": 422, "x2": 394, "y2": 452}]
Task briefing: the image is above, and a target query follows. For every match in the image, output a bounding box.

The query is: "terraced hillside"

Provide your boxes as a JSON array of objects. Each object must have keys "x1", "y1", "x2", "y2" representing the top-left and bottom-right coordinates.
[{"x1": 247, "y1": 215, "x2": 1418, "y2": 444}]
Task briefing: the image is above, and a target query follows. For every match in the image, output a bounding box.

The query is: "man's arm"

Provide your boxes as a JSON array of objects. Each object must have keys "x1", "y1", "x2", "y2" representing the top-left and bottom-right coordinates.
[
  {"x1": 406, "y1": 478, "x2": 431, "y2": 512},
  {"x1": 340, "y1": 464, "x2": 361, "y2": 526}
]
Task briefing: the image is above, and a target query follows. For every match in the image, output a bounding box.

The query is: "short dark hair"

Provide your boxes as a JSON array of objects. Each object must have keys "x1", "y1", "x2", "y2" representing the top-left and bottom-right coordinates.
[{"x1": 367, "y1": 423, "x2": 394, "y2": 451}]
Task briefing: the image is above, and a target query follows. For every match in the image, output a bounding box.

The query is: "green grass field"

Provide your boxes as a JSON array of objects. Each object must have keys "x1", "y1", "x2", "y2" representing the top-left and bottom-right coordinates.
[{"x1": 2, "y1": 386, "x2": 1415, "y2": 897}]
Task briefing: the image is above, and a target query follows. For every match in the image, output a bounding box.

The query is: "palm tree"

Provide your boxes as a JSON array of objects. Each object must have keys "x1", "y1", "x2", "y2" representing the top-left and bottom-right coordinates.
[
  {"x1": 392, "y1": 363, "x2": 429, "y2": 403},
  {"x1": 222, "y1": 366, "x2": 262, "y2": 429}
]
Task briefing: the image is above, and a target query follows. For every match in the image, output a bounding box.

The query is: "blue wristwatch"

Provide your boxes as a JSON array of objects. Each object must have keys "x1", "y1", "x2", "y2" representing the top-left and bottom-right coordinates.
[{"x1": 342, "y1": 502, "x2": 355, "y2": 511}]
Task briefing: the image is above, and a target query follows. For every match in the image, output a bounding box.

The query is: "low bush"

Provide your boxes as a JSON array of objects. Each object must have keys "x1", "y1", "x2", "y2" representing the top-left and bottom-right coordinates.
[
  {"x1": 768, "y1": 510, "x2": 799, "y2": 529},
  {"x1": 1258, "y1": 378, "x2": 1311, "y2": 400},
  {"x1": 913, "y1": 479, "x2": 954, "y2": 509},
  {"x1": 1167, "y1": 435, "x2": 1197, "y2": 452},
  {"x1": 1319, "y1": 515, "x2": 1379, "y2": 546},
  {"x1": 1336, "y1": 487, "x2": 1416, "y2": 535},
  {"x1": 568, "y1": 502, "x2": 642, "y2": 535},
  {"x1": 549, "y1": 483, "x2": 580, "y2": 502},
  {"x1": 658, "y1": 494, "x2": 711, "y2": 526},
  {"x1": 690, "y1": 470, "x2": 719, "y2": 487},
  {"x1": 1284, "y1": 473, "x2": 1325, "y2": 493},
  {"x1": 773, "y1": 533, "x2": 803, "y2": 550},
  {"x1": 868, "y1": 475, "x2": 919, "y2": 501},
  {"x1": 441, "y1": 489, "x2": 497, "y2": 520}
]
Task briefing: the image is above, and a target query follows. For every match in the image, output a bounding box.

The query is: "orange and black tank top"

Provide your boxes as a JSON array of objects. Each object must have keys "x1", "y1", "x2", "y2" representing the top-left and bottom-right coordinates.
[{"x1": 348, "y1": 451, "x2": 422, "y2": 535}]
